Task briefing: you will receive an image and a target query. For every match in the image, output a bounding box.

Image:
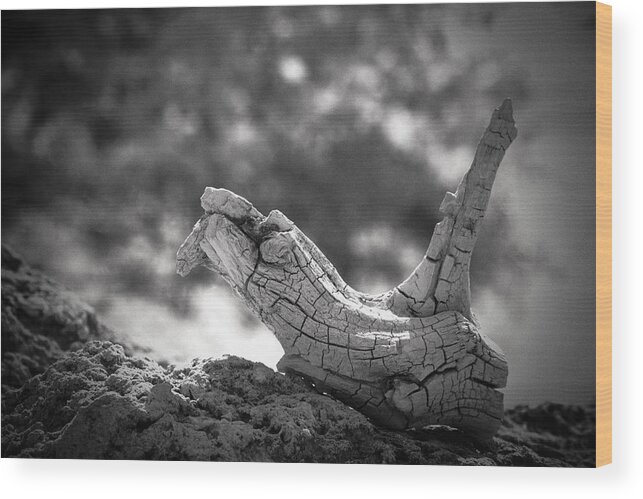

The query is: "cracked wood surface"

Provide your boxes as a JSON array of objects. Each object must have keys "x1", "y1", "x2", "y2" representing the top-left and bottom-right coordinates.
[{"x1": 177, "y1": 99, "x2": 516, "y2": 440}]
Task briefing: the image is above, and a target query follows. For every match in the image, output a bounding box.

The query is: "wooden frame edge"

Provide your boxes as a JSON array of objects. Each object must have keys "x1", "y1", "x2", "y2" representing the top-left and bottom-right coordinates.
[{"x1": 596, "y1": 1, "x2": 612, "y2": 468}]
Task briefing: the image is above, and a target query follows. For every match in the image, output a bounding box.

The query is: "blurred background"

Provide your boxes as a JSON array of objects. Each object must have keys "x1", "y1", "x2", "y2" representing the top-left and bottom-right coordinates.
[{"x1": 1, "y1": 2, "x2": 596, "y2": 407}]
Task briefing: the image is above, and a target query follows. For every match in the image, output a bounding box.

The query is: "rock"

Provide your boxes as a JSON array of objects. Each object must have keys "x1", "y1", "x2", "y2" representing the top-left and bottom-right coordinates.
[
  {"x1": 1, "y1": 340, "x2": 595, "y2": 465},
  {"x1": 1, "y1": 245, "x2": 595, "y2": 465},
  {"x1": 497, "y1": 403, "x2": 596, "y2": 467},
  {"x1": 1, "y1": 245, "x2": 132, "y2": 389}
]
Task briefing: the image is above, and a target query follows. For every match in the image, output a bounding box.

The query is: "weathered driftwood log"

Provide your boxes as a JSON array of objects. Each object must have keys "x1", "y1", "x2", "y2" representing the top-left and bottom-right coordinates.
[{"x1": 177, "y1": 99, "x2": 517, "y2": 440}]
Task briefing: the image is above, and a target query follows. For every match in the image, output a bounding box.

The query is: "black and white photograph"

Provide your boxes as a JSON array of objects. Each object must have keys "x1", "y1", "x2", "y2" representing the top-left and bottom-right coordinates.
[{"x1": 2, "y1": 1, "x2": 605, "y2": 467}]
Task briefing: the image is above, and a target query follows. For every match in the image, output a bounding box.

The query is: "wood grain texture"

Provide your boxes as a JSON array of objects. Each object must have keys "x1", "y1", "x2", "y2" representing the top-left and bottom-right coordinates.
[
  {"x1": 596, "y1": 1, "x2": 612, "y2": 468},
  {"x1": 177, "y1": 101, "x2": 516, "y2": 440}
]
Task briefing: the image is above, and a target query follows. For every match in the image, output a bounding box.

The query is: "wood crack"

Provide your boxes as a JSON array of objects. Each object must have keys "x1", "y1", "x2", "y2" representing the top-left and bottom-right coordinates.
[{"x1": 176, "y1": 100, "x2": 517, "y2": 440}]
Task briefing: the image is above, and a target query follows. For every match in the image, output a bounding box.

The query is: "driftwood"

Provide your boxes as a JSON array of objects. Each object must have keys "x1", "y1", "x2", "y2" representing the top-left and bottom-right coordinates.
[{"x1": 177, "y1": 99, "x2": 517, "y2": 439}]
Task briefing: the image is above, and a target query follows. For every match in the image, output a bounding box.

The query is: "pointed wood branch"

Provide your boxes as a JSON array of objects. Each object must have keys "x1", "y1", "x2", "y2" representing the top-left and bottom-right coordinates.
[
  {"x1": 388, "y1": 98, "x2": 517, "y2": 319},
  {"x1": 177, "y1": 100, "x2": 516, "y2": 440}
]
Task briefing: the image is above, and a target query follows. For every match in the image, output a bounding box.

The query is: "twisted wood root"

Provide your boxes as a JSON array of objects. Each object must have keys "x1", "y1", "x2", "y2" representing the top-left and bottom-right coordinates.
[{"x1": 177, "y1": 100, "x2": 517, "y2": 439}]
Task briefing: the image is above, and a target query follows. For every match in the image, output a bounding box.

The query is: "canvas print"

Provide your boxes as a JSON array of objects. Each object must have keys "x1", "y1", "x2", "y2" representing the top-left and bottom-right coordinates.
[{"x1": 1, "y1": 2, "x2": 608, "y2": 466}]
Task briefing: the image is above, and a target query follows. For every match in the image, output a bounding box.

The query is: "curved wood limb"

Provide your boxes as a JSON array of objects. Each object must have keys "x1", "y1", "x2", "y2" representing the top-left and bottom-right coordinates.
[{"x1": 177, "y1": 100, "x2": 516, "y2": 439}]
